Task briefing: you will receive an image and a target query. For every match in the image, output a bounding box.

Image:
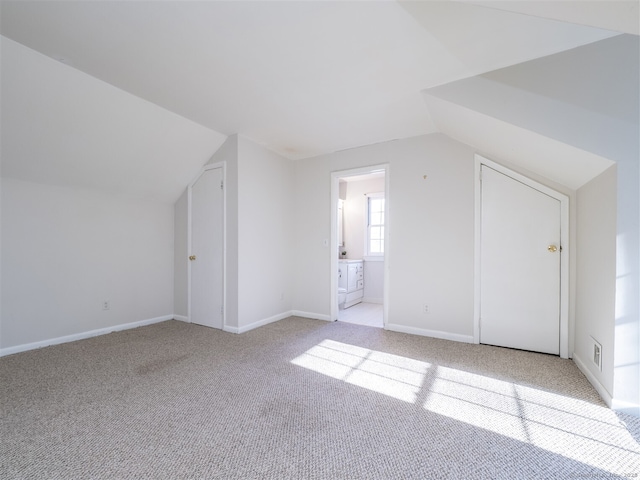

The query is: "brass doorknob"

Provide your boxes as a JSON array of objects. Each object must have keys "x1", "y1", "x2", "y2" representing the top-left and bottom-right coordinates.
[
  {"x1": 189, "y1": 255, "x2": 196, "y2": 261},
  {"x1": 547, "y1": 245, "x2": 558, "y2": 253}
]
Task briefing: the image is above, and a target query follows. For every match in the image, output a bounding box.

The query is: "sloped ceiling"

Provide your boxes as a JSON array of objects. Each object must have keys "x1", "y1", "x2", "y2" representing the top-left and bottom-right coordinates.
[
  {"x1": 0, "y1": 0, "x2": 635, "y2": 198},
  {"x1": 1, "y1": 1, "x2": 619, "y2": 159},
  {"x1": 423, "y1": 34, "x2": 639, "y2": 189},
  {"x1": 1, "y1": 37, "x2": 226, "y2": 203}
]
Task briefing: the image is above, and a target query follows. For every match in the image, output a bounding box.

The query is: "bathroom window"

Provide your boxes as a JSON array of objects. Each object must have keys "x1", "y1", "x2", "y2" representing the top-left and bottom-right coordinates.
[{"x1": 367, "y1": 193, "x2": 385, "y2": 256}]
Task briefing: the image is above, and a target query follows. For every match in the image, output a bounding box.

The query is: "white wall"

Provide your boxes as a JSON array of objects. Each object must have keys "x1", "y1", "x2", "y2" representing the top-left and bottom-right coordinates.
[
  {"x1": 205, "y1": 136, "x2": 239, "y2": 329},
  {"x1": 294, "y1": 133, "x2": 476, "y2": 338},
  {"x1": 173, "y1": 191, "x2": 188, "y2": 318},
  {"x1": 237, "y1": 136, "x2": 294, "y2": 329},
  {"x1": 575, "y1": 165, "x2": 617, "y2": 398},
  {"x1": 173, "y1": 135, "x2": 294, "y2": 331},
  {"x1": 0, "y1": 37, "x2": 225, "y2": 353},
  {"x1": 1, "y1": 178, "x2": 174, "y2": 350},
  {"x1": 293, "y1": 157, "x2": 332, "y2": 318}
]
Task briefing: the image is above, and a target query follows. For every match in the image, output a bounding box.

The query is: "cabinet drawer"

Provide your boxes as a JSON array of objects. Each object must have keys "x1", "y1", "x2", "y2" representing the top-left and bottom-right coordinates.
[
  {"x1": 357, "y1": 280, "x2": 364, "y2": 289},
  {"x1": 357, "y1": 272, "x2": 364, "y2": 280},
  {"x1": 357, "y1": 263, "x2": 364, "y2": 272}
]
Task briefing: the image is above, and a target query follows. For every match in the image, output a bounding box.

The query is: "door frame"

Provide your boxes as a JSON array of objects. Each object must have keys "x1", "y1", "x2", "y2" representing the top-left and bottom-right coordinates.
[
  {"x1": 187, "y1": 161, "x2": 227, "y2": 329},
  {"x1": 330, "y1": 164, "x2": 390, "y2": 326},
  {"x1": 474, "y1": 155, "x2": 569, "y2": 358}
]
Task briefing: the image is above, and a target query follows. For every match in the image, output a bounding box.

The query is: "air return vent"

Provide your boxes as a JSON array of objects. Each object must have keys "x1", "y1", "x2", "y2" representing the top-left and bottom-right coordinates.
[{"x1": 591, "y1": 337, "x2": 602, "y2": 371}]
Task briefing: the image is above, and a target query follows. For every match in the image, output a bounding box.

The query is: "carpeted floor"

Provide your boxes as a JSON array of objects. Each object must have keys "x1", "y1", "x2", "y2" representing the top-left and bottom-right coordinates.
[{"x1": 1, "y1": 317, "x2": 639, "y2": 479}]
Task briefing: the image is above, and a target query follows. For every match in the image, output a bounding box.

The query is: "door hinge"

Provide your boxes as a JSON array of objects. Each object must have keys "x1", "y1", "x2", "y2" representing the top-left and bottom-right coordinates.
[
  {"x1": 220, "y1": 305, "x2": 224, "y2": 315},
  {"x1": 220, "y1": 180, "x2": 224, "y2": 190},
  {"x1": 479, "y1": 169, "x2": 483, "y2": 182}
]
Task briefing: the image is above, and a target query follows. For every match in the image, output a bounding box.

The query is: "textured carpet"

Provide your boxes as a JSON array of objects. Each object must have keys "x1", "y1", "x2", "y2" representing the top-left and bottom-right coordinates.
[{"x1": 1, "y1": 318, "x2": 639, "y2": 479}]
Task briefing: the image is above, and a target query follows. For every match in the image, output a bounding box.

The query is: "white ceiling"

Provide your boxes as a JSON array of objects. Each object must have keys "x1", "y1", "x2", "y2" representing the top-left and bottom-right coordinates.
[
  {"x1": 0, "y1": 0, "x2": 623, "y2": 161},
  {"x1": 458, "y1": 0, "x2": 639, "y2": 35},
  {"x1": 422, "y1": 33, "x2": 638, "y2": 188}
]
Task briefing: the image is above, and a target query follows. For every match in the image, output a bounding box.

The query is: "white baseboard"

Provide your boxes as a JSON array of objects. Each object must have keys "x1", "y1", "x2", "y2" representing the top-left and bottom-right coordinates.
[
  {"x1": 292, "y1": 310, "x2": 332, "y2": 322},
  {"x1": 0, "y1": 315, "x2": 174, "y2": 357},
  {"x1": 611, "y1": 399, "x2": 640, "y2": 417},
  {"x1": 173, "y1": 315, "x2": 189, "y2": 322},
  {"x1": 385, "y1": 323, "x2": 474, "y2": 344},
  {"x1": 224, "y1": 311, "x2": 294, "y2": 335},
  {"x1": 572, "y1": 352, "x2": 613, "y2": 407}
]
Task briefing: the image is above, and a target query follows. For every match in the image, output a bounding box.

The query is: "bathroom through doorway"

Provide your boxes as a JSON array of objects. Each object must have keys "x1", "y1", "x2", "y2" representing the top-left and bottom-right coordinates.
[{"x1": 331, "y1": 165, "x2": 389, "y2": 328}]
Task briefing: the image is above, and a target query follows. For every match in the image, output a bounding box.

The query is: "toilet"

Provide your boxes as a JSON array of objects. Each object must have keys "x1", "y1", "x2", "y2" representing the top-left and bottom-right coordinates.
[
  {"x1": 338, "y1": 266, "x2": 347, "y2": 309},
  {"x1": 338, "y1": 287, "x2": 347, "y2": 309}
]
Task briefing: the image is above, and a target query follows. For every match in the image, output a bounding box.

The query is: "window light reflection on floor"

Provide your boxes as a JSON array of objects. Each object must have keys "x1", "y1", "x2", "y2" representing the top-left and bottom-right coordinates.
[
  {"x1": 290, "y1": 339, "x2": 430, "y2": 403},
  {"x1": 290, "y1": 339, "x2": 640, "y2": 475}
]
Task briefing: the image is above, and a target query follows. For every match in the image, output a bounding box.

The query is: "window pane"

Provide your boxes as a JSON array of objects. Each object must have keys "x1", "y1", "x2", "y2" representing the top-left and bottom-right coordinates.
[{"x1": 367, "y1": 196, "x2": 385, "y2": 255}]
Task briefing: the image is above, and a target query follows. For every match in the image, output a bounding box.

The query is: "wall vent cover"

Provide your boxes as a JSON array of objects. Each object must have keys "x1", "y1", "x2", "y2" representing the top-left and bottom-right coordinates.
[{"x1": 591, "y1": 337, "x2": 602, "y2": 371}]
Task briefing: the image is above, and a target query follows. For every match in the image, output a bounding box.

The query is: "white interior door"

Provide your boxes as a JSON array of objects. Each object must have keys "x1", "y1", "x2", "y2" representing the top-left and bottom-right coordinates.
[
  {"x1": 480, "y1": 165, "x2": 561, "y2": 355},
  {"x1": 190, "y1": 167, "x2": 224, "y2": 329}
]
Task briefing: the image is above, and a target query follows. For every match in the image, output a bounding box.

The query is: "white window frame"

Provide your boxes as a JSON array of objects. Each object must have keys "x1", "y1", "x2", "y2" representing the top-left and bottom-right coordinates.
[{"x1": 365, "y1": 192, "x2": 385, "y2": 258}]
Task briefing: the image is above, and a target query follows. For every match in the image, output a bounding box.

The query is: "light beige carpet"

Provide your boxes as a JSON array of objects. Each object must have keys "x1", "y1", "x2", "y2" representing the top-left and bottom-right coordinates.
[{"x1": 1, "y1": 318, "x2": 639, "y2": 479}]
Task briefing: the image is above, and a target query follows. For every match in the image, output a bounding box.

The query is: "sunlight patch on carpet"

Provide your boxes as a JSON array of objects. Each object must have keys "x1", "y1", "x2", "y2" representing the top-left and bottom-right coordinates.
[
  {"x1": 425, "y1": 366, "x2": 639, "y2": 475},
  {"x1": 292, "y1": 339, "x2": 640, "y2": 476},
  {"x1": 290, "y1": 339, "x2": 429, "y2": 403}
]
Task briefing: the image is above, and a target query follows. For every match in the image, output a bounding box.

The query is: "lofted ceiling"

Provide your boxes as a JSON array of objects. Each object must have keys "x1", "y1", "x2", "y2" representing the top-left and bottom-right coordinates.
[{"x1": 0, "y1": 0, "x2": 624, "y2": 162}]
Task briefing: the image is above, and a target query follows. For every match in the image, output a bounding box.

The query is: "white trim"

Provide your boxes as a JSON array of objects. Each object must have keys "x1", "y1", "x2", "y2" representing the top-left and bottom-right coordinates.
[
  {"x1": 331, "y1": 164, "x2": 389, "y2": 328},
  {"x1": 223, "y1": 311, "x2": 293, "y2": 334},
  {"x1": 385, "y1": 323, "x2": 475, "y2": 344},
  {"x1": 473, "y1": 159, "x2": 482, "y2": 344},
  {"x1": 222, "y1": 325, "x2": 240, "y2": 334},
  {"x1": 292, "y1": 310, "x2": 332, "y2": 322},
  {"x1": 474, "y1": 154, "x2": 570, "y2": 359},
  {"x1": 0, "y1": 315, "x2": 173, "y2": 357},
  {"x1": 363, "y1": 256, "x2": 384, "y2": 262},
  {"x1": 173, "y1": 315, "x2": 189, "y2": 322},
  {"x1": 188, "y1": 162, "x2": 227, "y2": 329},
  {"x1": 611, "y1": 399, "x2": 640, "y2": 417},
  {"x1": 573, "y1": 353, "x2": 613, "y2": 407}
]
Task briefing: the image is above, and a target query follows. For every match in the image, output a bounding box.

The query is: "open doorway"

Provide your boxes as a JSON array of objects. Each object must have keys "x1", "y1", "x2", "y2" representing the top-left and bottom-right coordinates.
[{"x1": 331, "y1": 165, "x2": 389, "y2": 328}]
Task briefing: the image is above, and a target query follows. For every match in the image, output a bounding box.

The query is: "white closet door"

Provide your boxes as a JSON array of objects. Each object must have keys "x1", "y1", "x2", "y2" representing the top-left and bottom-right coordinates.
[
  {"x1": 480, "y1": 166, "x2": 561, "y2": 355},
  {"x1": 190, "y1": 167, "x2": 224, "y2": 329}
]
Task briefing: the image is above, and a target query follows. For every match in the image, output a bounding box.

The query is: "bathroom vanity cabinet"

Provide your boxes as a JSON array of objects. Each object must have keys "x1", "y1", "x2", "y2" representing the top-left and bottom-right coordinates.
[{"x1": 340, "y1": 259, "x2": 364, "y2": 308}]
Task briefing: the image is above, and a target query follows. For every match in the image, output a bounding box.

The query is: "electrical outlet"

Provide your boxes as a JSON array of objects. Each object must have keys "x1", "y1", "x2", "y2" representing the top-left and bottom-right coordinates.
[
  {"x1": 422, "y1": 304, "x2": 430, "y2": 314},
  {"x1": 102, "y1": 301, "x2": 110, "y2": 311},
  {"x1": 592, "y1": 337, "x2": 602, "y2": 371}
]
